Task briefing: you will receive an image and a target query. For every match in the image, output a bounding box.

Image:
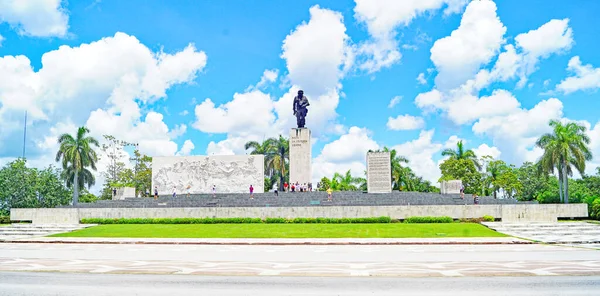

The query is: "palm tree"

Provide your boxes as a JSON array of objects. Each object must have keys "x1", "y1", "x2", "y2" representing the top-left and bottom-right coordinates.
[
  {"x1": 245, "y1": 136, "x2": 289, "y2": 191},
  {"x1": 536, "y1": 120, "x2": 592, "y2": 204},
  {"x1": 441, "y1": 140, "x2": 481, "y2": 170},
  {"x1": 265, "y1": 135, "x2": 289, "y2": 191},
  {"x1": 61, "y1": 166, "x2": 96, "y2": 192},
  {"x1": 55, "y1": 127, "x2": 99, "y2": 205},
  {"x1": 333, "y1": 170, "x2": 362, "y2": 191},
  {"x1": 245, "y1": 140, "x2": 272, "y2": 175}
]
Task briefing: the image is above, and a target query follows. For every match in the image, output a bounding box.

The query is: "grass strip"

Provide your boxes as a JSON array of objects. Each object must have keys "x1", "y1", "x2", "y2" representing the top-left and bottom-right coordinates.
[{"x1": 51, "y1": 223, "x2": 506, "y2": 238}]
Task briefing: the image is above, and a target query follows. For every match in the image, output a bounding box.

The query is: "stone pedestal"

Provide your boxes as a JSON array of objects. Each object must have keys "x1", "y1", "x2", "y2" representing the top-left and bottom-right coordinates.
[
  {"x1": 440, "y1": 180, "x2": 462, "y2": 194},
  {"x1": 289, "y1": 128, "x2": 312, "y2": 186},
  {"x1": 367, "y1": 151, "x2": 392, "y2": 193}
]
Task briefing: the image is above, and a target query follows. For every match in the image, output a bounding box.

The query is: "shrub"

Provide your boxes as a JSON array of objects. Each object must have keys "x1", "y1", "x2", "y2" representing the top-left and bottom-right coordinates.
[
  {"x1": 403, "y1": 216, "x2": 453, "y2": 223},
  {"x1": 483, "y1": 215, "x2": 495, "y2": 222},
  {"x1": 0, "y1": 216, "x2": 10, "y2": 224},
  {"x1": 80, "y1": 217, "x2": 393, "y2": 224},
  {"x1": 459, "y1": 217, "x2": 483, "y2": 223}
]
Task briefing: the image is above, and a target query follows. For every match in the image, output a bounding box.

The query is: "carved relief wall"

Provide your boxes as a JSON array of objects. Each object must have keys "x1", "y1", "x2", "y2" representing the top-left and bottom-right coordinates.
[{"x1": 152, "y1": 155, "x2": 265, "y2": 194}]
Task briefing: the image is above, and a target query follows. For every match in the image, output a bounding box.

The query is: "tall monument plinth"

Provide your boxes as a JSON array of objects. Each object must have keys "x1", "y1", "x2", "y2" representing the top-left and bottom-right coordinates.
[
  {"x1": 367, "y1": 151, "x2": 392, "y2": 193},
  {"x1": 289, "y1": 128, "x2": 312, "y2": 186}
]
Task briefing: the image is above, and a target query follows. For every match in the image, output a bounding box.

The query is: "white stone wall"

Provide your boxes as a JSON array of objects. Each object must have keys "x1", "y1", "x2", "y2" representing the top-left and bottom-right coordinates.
[
  {"x1": 152, "y1": 155, "x2": 264, "y2": 195},
  {"x1": 11, "y1": 204, "x2": 588, "y2": 224},
  {"x1": 112, "y1": 187, "x2": 136, "y2": 200},
  {"x1": 289, "y1": 128, "x2": 312, "y2": 186}
]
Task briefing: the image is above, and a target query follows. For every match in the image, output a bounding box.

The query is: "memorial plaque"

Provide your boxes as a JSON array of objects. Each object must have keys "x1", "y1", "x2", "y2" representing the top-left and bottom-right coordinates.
[
  {"x1": 289, "y1": 128, "x2": 312, "y2": 186},
  {"x1": 367, "y1": 151, "x2": 392, "y2": 193}
]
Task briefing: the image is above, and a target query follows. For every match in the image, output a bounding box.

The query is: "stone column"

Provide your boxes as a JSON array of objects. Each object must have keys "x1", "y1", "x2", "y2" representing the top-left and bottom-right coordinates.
[
  {"x1": 289, "y1": 128, "x2": 312, "y2": 187},
  {"x1": 367, "y1": 151, "x2": 392, "y2": 193}
]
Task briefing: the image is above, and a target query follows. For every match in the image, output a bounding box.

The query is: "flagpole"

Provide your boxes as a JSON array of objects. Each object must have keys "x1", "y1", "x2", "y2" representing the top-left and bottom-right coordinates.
[{"x1": 22, "y1": 111, "x2": 27, "y2": 159}]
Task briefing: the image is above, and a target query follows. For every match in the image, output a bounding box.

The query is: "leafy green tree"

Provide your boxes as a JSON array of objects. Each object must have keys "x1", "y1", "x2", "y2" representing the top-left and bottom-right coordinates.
[
  {"x1": 318, "y1": 177, "x2": 331, "y2": 191},
  {"x1": 441, "y1": 140, "x2": 481, "y2": 170},
  {"x1": 517, "y1": 162, "x2": 551, "y2": 201},
  {"x1": 329, "y1": 170, "x2": 363, "y2": 191},
  {"x1": 536, "y1": 120, "x2": 593, "y2": 204},
  {"x1": 61, "y1": 166, "x2": 95, "y2": 191},
  {"x1": 0, "y1": 159, "x2": 71, "y2": 215},
  {"x1": 55, "y1": 126, "x2": 100, "y2": 205},
  {"x1": 439, "y1": 158, "x2": 481, "y2": 194}
]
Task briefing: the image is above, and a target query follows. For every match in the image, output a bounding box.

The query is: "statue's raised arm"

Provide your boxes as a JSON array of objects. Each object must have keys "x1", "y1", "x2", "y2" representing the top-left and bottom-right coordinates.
[{"x1": 293, "y1": 90, "x2": 309, "y2": 128}]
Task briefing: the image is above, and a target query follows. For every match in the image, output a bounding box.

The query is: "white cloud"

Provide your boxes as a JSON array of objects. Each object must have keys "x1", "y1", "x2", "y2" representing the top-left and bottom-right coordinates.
[
  {"x1": 392, "y1": 129, "x2": 445, "y2": 184},
  {"x1": 312, "y1": 126, "x2": 378, "y2": 183},
  {"x1": 473, "y1": 143, "x2": 501, "y2": 159},
  {"x1": 179, "y1": 110, "x2": 189, "y2": 116},
  {"x1": 514, "y1": 18, "x2": 573, "y2": 87},
  {"x1": 387, "y1": 95, "x2": 402, "y2": 108},
  {"x1": 168, "y1": 124, "x2": 187, "y2": 139},
  {"x1": 247, "y1": 69, "x2": 279, "y2": 91},
  {"x1": 352, "y1": 0, "x2": 468, "y2": 73},
  {"x1": 0, "y1": 32, "x2": 208, "y2": 182},
  {"x1": 0, "y1": 0, "x2": 69, "y2": 38},
  {"x1": 472, "y1": 98, "x2": 564, "y2": 165},
  {"x1": 192, "y1": 90, "x2": 276, "y2": 135},
  {"x1": 430, "y1": 0, "x2": 506, "y2": 90},
  {"x1": 556, "y1": 56, "x2": 600, "y2": 94},
  {"x1": 416, "y1": 72, "x2": 427, "y2": 85},
  {"x1": 177, "y1": 140, "x2": 195, "y2": 156},
  {"x1": 387, "y1": 114, "x2": 425, "y2": 130},
  {"x1": 281, "y1": 5, "x2": 351, "y2": 96}
]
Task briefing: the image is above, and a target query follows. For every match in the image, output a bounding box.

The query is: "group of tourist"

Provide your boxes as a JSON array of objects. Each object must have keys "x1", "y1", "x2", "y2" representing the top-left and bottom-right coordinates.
[{"x1": 282, "y1": 182, "x2": 313, "y2": 192}]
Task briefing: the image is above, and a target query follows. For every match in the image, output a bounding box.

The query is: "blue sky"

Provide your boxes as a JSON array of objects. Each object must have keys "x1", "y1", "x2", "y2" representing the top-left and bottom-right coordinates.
[{"x1": 1, "y1": 0, "x2": 600, "y2": 188}]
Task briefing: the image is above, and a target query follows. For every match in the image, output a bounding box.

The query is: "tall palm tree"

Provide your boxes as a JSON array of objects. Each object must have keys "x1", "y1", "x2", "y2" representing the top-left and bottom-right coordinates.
[
  {"x1": 536, "y1": 120, "x2": 592, "y2": 204},
  {"x1": 265, "y1": 135, "x2": 289, "y2": 191},
  {"x1": 55, "y1": 127, "x2": 99, "y2": 205},
  {"x1": 245, "y1": 136, "x2": 289, "y2": 191},
  {"x1": 441, "y1": 140, "x2": 481, "y2": 170},
  {"x1": 61, "y1": 166, "x2": 96, "y2": 192},
  {"x1": 378, "y1": 147, "x2": 410, "y2": 191}
]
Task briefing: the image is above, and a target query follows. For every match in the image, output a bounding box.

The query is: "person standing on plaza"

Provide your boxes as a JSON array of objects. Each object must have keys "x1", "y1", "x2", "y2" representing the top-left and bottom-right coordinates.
[
  {"x1": 249, "y1": 184, "x2": 254, "y2": 199},
  {"x1": 284, "y1": 182, "x2": 288, "y2": 192},
  {"x1": 186, "y1": 184, "x2": 191, "y2": 198},
  {"x1": 154, "y1": 186, "x2": 159, "y2": 200},
  {"x1": 172, "y1": 186, "x2": 177, "y2": 198},
  {"x1": 327, "y1": 187, "x2": 333, "y2": 202},
  {"x1": 212, "y1": 185, "x2": 216, "y2": 197}
]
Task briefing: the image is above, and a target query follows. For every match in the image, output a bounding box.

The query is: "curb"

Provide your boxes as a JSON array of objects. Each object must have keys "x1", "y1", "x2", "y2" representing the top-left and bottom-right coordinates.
[{"x1": 0, "y1": 240, "x2": 534, "y2": 246}]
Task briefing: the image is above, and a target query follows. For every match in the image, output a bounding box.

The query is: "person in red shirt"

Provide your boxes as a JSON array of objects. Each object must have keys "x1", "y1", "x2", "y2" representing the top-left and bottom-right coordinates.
[
  {"x1": 284, "y1": 182, "x2": 288, "y2": 192},
  {"x1": 249, "y1": 185, "x2": 254, "y2": 199}
]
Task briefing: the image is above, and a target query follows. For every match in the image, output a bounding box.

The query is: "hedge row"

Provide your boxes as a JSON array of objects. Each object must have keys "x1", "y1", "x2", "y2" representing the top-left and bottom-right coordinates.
[
  {"x1": 403, "y1": 216, "x2": 454, "y2": 223},
  {"x1": 81, "y1": 216, "x2": 495, "y2": 225},
  {"x1": 81, "y1": 216, "x2": 393, "y2": 224}
]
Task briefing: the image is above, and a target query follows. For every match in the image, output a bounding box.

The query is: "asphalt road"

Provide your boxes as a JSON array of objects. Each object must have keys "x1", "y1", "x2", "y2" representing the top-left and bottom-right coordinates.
[{"x1": 1, "y1": 272, "x2": 599, "y2": 296}]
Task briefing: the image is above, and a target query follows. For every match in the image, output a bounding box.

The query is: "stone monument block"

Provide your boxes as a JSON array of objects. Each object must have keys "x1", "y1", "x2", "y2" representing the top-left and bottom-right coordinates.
[
  {"x1": 112, "y1": 187, "x2": 136, "y2": 200},
  {"x1": 367, "y1": 151, "x2": 392, "y2": 193},
  {"x1": 289, "y1": 128, "x2": 312, "y2": 186},
  {"x1": 152, "y1": 155, "x2": 264, "y2": 195},
  {"x1": 440, "y1": 180, "x2": 462, "y2": 194}
]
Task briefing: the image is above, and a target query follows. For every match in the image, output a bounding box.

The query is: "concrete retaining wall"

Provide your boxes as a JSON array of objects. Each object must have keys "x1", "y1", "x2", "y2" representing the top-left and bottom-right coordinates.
[{"x1": 11, "y1": 204, "x2": 588, "y2": 224}]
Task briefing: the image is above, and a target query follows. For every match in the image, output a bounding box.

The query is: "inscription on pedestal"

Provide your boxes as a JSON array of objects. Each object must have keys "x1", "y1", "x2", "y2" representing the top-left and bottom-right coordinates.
[
  {"x1": 289, "y1": 128, "x2": 312, "y2": 186},
  {"x1": 367, "y1": 151, "x2": 392, "y2": 193}
]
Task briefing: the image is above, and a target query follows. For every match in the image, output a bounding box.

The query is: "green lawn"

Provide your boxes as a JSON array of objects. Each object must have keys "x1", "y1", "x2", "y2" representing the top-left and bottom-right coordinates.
[{"x1": 50, "y1": 223, "x2": 506, "y2": 238}]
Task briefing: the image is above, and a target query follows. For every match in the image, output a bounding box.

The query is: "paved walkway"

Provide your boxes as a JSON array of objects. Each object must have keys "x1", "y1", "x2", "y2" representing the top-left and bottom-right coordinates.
[
  {"x1": 0, "y1": 243, "x2": 598, "y2": 277},
  {"x1": 1, "y1": 236, "x2": 529, "y2": 245},
  {"x1": 483, "y1": 222, "x2": 600, "y2": 244}
]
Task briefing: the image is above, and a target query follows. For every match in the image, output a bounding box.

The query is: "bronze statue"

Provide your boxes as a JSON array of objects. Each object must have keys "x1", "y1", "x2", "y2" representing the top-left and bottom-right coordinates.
[{"x1": 293, "y1": 90, "x2": 310, "y2": 128}]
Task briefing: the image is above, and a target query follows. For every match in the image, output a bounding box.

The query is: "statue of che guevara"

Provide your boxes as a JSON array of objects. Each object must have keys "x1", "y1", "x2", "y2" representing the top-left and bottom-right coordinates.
[{"x1": 293, "y1": 90, "x2": 310, "y2": 128}]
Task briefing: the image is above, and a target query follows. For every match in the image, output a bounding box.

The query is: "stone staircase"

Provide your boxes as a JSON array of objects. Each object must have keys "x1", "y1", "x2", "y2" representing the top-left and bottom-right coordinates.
[
  {"x1": 0, "y1": 224, "x2": 95, "y2": 241},
  {"x1": 59, "y1": 191, "x2": 535, "y2": 208},
  {"x1": 482, "y1": 222, "x2": 600, "y2": 244}
]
